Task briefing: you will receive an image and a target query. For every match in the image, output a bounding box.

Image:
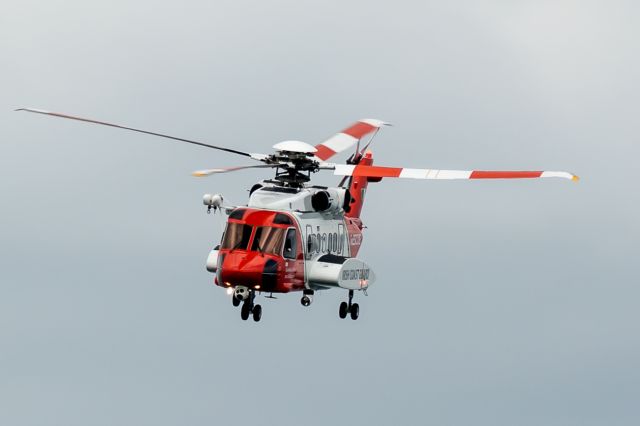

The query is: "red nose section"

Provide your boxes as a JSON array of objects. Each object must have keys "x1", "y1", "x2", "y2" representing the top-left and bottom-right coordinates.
[
  {"x1": 219, "y1": 251, "x2": 279, "y2": 290},
  {"x1": 214, "y1": 208, "x2": 305, "y2": 293}
]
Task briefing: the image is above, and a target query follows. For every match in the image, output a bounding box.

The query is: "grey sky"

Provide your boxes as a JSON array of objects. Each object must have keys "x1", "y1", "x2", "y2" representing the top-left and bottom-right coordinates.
[{"x1": 1, "y1": 1, "x2": 639, "y2": 425}]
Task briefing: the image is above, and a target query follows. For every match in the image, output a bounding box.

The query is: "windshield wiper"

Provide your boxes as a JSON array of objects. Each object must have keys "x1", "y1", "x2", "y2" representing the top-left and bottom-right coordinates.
[
  {"x1": 255, "y1": 240, "x2": 265, "y2": 257},
  {"x1": 231, "y1": 240, "x2": 244, "y2": 252}
]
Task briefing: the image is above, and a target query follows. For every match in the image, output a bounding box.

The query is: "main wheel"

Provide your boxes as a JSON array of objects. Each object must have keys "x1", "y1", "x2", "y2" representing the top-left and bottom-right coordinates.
[
  {"x1": 232, "y1": 295, "x2": 241, "y2": 307},
  {"x1": 240, "y1": 302, "x2": 251, "y2": 320},
  {"x1": 339, "y1": 302, "x2": 349, "y2": 319},
  {"x1": 252, "y1": 304, "x2": 262, "y2": 322},
  {"x1": 350, "y1": 303, "x2": 359, "y2": 320},
  {"x1": 301, "y1": 295, "x2": 311, "y2": 306}
]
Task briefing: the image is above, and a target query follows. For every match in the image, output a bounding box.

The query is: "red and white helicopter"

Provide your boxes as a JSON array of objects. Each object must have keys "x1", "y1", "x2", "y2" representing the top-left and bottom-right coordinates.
[{"x1": 18, "y1": 108, "x2": 578, "y2": 322}]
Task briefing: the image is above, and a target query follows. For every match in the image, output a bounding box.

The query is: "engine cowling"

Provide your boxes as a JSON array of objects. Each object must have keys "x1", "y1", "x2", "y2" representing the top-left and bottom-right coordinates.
[{"x1": 311, "y1": 188, "x2": 350, "y2": 213}]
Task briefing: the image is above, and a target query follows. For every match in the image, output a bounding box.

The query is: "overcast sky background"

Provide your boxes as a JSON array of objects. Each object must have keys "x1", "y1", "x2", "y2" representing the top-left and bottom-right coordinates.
[{"x1": 1, "y1": 1, "x2": 639, "y2": 425}]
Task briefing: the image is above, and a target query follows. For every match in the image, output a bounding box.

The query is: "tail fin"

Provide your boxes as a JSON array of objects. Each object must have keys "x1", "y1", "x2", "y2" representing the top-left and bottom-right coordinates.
[{"x1": 345, "y1": 151, "x2": 380, "y2": 218}]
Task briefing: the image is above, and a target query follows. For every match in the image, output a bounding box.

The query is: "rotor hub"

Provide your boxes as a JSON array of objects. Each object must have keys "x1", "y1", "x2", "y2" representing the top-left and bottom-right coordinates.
[{"x1": 267, "y1": 144, "x2": 321, "y2": 186}]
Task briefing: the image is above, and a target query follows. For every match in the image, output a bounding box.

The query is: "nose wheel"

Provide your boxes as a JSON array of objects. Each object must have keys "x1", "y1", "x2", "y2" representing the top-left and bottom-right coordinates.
[
  {"x1": 339, "y1": 290, "x2": 359, "y2": 320},
  {"x1": 300, "y1": 289, "x2": 314, "y2": 307},
  {"x1": 238, "y1": 289, "x2": 262, "y2": 322}
]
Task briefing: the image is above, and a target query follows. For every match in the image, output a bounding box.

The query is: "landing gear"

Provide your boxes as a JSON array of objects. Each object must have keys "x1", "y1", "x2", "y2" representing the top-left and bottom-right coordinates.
[
  {"x1": 339, "y1": 290, "x2": 360, "y2": 320},
  {"x1": 350, "y1": 303, "x2": 359, "y2": 320},
  {"x1": 339, "y1": 302, "x2": 349, "y2": 319},
  {"x1": 239, "y1": 289, "x2": 262, "y2": 322},
  {"x1": 300, "y1": 289, "x2": 314, "y2": 307},
  {"x1": 241, "y1": 301, "x2": 251, "y2": 320},
  {"x1": 252, "y1": 304, "x2": 262, "y2": 322},
  {"x1": 232, "y1": 295, "x2": 241, "y2": 307}
]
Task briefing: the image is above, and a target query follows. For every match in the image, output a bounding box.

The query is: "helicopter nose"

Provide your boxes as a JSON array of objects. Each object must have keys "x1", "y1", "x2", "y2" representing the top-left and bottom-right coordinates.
[{"x1": 219, "y1": 252, "x2": 270, "y2": 288}]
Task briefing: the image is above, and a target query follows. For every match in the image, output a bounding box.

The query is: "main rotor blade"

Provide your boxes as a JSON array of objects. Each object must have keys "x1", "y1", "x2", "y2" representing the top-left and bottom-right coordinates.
[
  {"x1": 314, "y1": 119, "x2": 390, "y2": 161},
  {"x1": 331, "y1": 164, "x2": 579, "y2": 181},
  {"x1": 192, "y1": 164, "x2": 284, "y2": 177},
  {"x1": 16, "y1": 108, "x2": 260, "y2": 159}
]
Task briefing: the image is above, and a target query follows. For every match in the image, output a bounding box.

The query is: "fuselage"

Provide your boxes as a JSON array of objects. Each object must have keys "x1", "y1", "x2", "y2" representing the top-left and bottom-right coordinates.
[
  {"x1": 212, "y1": 184, "x2": 366, "y2": 294},
  {"x1": 209, "y1": 151, "x2": 377, "y2": 295}
]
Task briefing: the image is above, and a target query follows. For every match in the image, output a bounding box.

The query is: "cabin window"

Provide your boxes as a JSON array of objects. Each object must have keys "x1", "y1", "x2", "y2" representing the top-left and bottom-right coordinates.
[
  {"x1": 307, "y1": 235, "x2": 313, "y2": 254},
  {"x1": 283, "y1": 228, "x2": 297, "y2": 259},
  {"x1": 221, "y1": 223, "x2": 253, "y2": 250},
  {"x1": 252, "y1": 227, "x2": 286, "y2": 255},
  {"x1": 307, "y1": 234, "x2": 317, "y2": 256},
  {"x1": 305, "y1": 225, "x2": 314, "y2": 258}
]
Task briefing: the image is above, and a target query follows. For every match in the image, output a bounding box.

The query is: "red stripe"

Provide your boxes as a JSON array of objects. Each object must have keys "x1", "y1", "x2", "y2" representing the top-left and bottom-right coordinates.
[
  {"x1": 469, "y1": 171, "x2": 543, "y2": 179},
  {"x1": 352, "y1": 165, "x2": 402, "y2": 178},
  {"x1": 314, "y1": 144, "x2": 336, "y2": 161},
  {"x1": 342, "y1": 121, "x2": 377, "y2": 139}
]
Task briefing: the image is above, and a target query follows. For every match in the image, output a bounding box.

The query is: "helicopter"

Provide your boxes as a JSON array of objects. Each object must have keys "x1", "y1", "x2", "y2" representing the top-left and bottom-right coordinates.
[{"x1": 17, "y1": 108, "x2": 578, "y2": 322}]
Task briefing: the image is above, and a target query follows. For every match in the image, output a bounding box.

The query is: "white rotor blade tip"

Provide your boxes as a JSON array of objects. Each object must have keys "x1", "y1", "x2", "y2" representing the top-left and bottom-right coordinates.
[
  {"x1": 541, "y1": 171, "x2": 580, "y2": 181},
  {"x1": 192, "y1": 169, "x2": 218, "y2": 177},
  {"x1": 360, "y1": 118, "x2": 391, "y2": 127}
]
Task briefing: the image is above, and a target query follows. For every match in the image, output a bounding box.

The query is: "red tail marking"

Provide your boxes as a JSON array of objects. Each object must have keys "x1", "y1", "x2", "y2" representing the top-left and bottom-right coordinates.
[{"x1": 346, "y1": 152, "x2": 379, "y2": 219}]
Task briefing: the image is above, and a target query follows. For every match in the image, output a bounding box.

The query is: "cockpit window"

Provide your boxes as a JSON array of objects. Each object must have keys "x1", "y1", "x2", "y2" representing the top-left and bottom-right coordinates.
[
  {"x1": 221, "y1": 223, "x2": 253, "y2": 250},
  {"x1": 229, "y1": 209, "x2": 246, "y2": 220},
  {"x1": 283, "y1": 228, "x2": 297, "y2": 259},
  {"x1": 251, "y1": 227, "x2": 286, "y2": 255}
]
